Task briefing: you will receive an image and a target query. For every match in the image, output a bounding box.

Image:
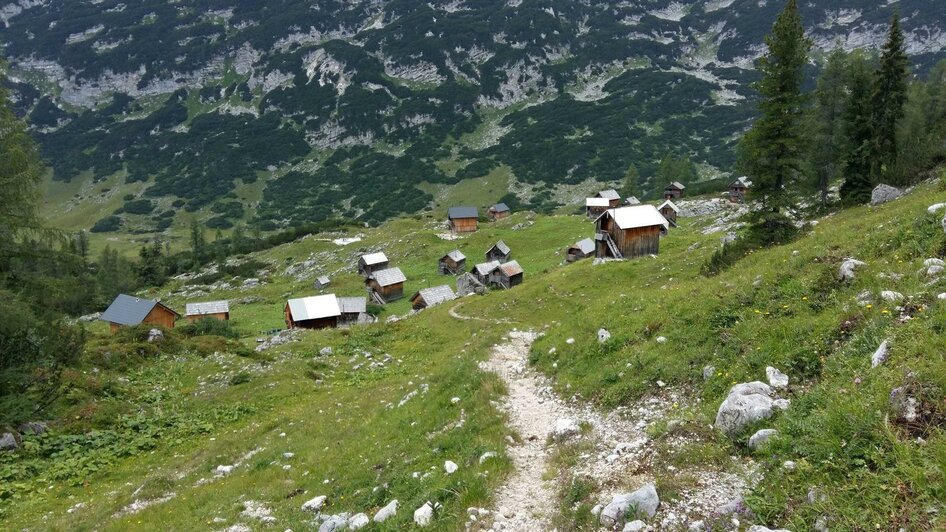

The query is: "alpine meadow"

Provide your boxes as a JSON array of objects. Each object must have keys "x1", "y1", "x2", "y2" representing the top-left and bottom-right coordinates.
[{"x1": 4, "y1": 1, "x2": 946, "y2": 531}]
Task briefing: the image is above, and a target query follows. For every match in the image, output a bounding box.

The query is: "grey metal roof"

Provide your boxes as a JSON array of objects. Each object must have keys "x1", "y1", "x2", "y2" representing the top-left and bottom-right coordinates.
[
  {"x1": 474, "y1": 261, "x2": 500, "y2": 275},
  {"x1": 443, "y1": 250, "x2": 466, "y2": 261},
  {"x1": 185, "y1": 300, "x2": 230, "y2": 316},
  {"x1": 499, "y1": 260, "x2": 523, "y2": 277},
  {"x1": 666, "y1": 181, "x2": 686, "y2": 190},
  {"x1": 572, "y1": 238, "x2": 595, "y2": 255},
  {"x1": 316, "y1": 276, "x2": 331, "y2": 285},
  {"x1": 488, "y1": 240, "x2": 511, "y2": 255},
  {"x1": 360, "y1": 252, "x2": 389, "y2": 266},
  {"x1": 597, "y1": 189, "x2": 620, "y2": 200},
  {"x1": 413, "y1": 285, "x2": 456, "y2": 307},
  {"x1": 100, "y1": 294, "x2": 177, "y2": 325},
  {"x1": 286, "y1": 294, "x2": 341, "y2": 321},
  {"x1": 448, "y1": 206, "x2": 478, "y2": 219},
  {"x1": 491, "y1": 203, "x2": 510, "y2": 212},
  {"x1": 659, "y1": 199, "x2": 679, "y2": 212},
  {"x1": 337, "y1": 296, "x2": 367, "y2": 314},
  {"x1": 625, "y1": 196, "x2": 641, "y2": 205},
  {"x1": 370, "y1": 267, "x2": 407, "y2": 287}
]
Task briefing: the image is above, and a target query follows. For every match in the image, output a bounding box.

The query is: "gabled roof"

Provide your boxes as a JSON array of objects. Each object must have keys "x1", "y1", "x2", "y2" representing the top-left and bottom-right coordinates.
[
  {"x1": 730, "y1": 176, "x2": 751, "y2": 188},
  {"x1": 474, "y1": 261, "x2": 501, "y2": 275},
  {"x1": 595, "y1": 205, "x2": 669, "y2": 230},
  {"x1": 412, "y1": 285, "x2": 456, "y2": 307},
  {"x1": 286, "y1": 294, "x2": 341, "y2": 322},
  {"x1": 370, "y1": 267, "x2": 407, "y2": 287},
  {"x1": 185, "y1": 300, "x2": 229, "y2": 316},
  {"x1": 448, "y1": 206, "x2": 478, "y2": 219},
  {"x1": 571, "y1": 238, "x2": 595, "y2": 255},
  {"x1": 499, "y1": 260, "x2": 523, "y2": 277},
  {"x1": 625, "y1": 196, "x2": 641, "y2": 205},
  {"x1": 586, "y1": 197, "x2": 610, "y2": 208},
  {"x1": 316, "y1": 276, "x2": 331, "y2": 285},
  {"x1": 487, "y1": 240, "x2": 511, "y2": 256},
  {"x1": 490, "y1": 203, "x2": 510, "y2": 213},
  {"x1": 658, "y1": 199, "x2": 679, "y2": 212},
  {"x1": 666, "y1": 181, "x2": 686, "y2": 190},
  {"x1": 597, "y1": 189, "x2": 620, "y2": 200},
  {"x1": 442, "y1": 250, "x2": 466, "y2": 262},
  {"x1": 360, "y1": 252, "x2": 389, "y2": 266},
  {"x1": 337, "y1": 296, "x2": 367, "y2": 314},
  {"x1": 100, "y1": 294, "x2": 178, "y2": 326}
]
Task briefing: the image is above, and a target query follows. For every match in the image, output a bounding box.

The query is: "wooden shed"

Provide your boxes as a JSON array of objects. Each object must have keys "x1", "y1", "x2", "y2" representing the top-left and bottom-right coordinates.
[
  {"x1": 625, "y1": 196, "x2": 641, "y2": 205},
  {"x1": 596, "y1": 189, "x2": 621, "y2": 208},
  {"x1": 315, "y1": 276, "x2": 331, "y2": 289},
  {"x1": 729, "y1": 177, "x2": 750, "y2": 203},
  {"x1": 358, "y1": 252, "x2": 389, "y2": 277},
  {"x1": 472, "y1": 261, "x2": 501, "y2": 286},
  {"x1": 586, "y1": 197, "x2": 610, "y2": 219},
  {"x1": 448, "y1": 207, "x2": 479, "y2": 233},
  {"x1": 365, "y1": 267, "x2": 407, "y2": 304},
  {"x1": 439, "y1": 250, "x2": 466, "y2": 275},
  {"x1": 337, "y1": 296, "x2": 369, "y2": 326},
  {"x1": 410, "y1": 285, "x2": 457, "y2": 310},
  {"x1": 100, "y1": 294, "x2": 180, "y2": 333},
  {"x1": 566, "y1": 238, "x2": 595, "y2": 262},
  {"x1": 485, "y1": 240, "x2": 511, "y2": 264},
  {"x1": 185, "y1": 300, "x2": 230, "y2": 323},
  {"x1": 284, "y1": 294, "x2": 341, "y2": 329},
  {"x1": 497, "y1": 260, "x2": 524, "y2": 289},
  {"x1": 488, "y1": 203, "x2": 511, "y2": 221},
  {"x1": 593, "y1": 205, "x2": 669, "y2": 260},
  {"x1": 663, "y1": 181, "x2": 685, "y2": 200},
  {"x1": 658, "y1": 199, "x2": 679, "y2": 227}
]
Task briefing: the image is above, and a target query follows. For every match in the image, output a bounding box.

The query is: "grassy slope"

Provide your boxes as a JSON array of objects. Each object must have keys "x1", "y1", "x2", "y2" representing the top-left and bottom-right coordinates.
[{"x1": 6, "y1": 180, "x2": 946, "y2": 529}]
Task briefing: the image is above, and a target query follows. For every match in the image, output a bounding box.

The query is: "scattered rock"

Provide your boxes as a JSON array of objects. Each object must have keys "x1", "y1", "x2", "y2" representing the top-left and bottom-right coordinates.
[
  {"x1": 215, "y1": 465, "x2": 235, "y2": 476},
  {"x1": 319, "y1": 514, "x2": 349, "y2": 532},
  {"x1": 479, "y1": 451, "x2": 497, "y2": 464},
  {"x1": 765, "y1": 366, "x2": 789, "y2": 388},
  {"x1": 242, "y1": 278, "x2": 261, "y2": 288},
  {"x1": 598, "y1": 328, "x2": 611, "y2": 343},
  {"x1": 17, "y1": 421, "x2": 47, "y2": 436},
  {"x1": 553, "y1": 418, "x2": 580, "y2": 441},
  {"x1": 319, "y1": 346, "x2": 334, "y2": 356},
  {"x1": 623, "y1": 520, "x2": 646, "y2": 531},
  {"x1": 748, "y1": 527, "x2": 791, "y2": 532},
  {"x1": 689, "y1": 520, "x2": 706, "y2": 531},
  {"x1": 889, "y1": 385, "x2": 919, "y2": 423},
  {"x1": 566, "y1": 337, "x2": 575, "y2": 344},
  {"x1": 0, "y1": 433, "x2": 18, "y2": 452},
  {"x1": 715, "y1": 382, "x2": 778, "y2": 438},
  {"x1": 374, "y1": 500, "x2": 398, "y2": 522},
  {"x1": 808, "y1": 486, "x2": 828, "y2": 504},
  {"x1": 413, "y1": 501, "x2": 434, "y2": 527},
  {"x1": 871, "y1": 340, "x2": 891, "y2": 368},
  {"x1": 241, "y1": 500, "x2": 276, "y2": 523},
  {"x1": 928, "y1": 203, "x2": 946, "y2": 214},
  {"x1": 856, "y1": 290, "x2": 873, "y2": 306},
  {"x1": 870, "y1": 184, "x2": 901, "y2": 205},
  {"x1": 599, "y1": 483, "x2": 660, "y2": 527},
  {"x1": 348, "y1": 513, "x2": 369, "y2": 529},
  {"x1": 880, "y1": 290, "x2": 904, "y2": 302},
  {"x1": 655, "y1": 336, "x2": 667, "y2": 344},
  {"x1": 748, "y1": 429, "x2": 778, "y2": 451},
  {"x1": 301, "y1": 495, "x2": 328, "y2": 512},
  {"x1": 703, "y1": 365, "x2": 715, "y2": 380},
  {"x1": 147, "y1": 328, "x2": 164, "y2": 343},
  {"x1": 721, "y1": 232, "x2": 738, "y2": 246},
  {"x1": 839, "y1": 258, "x2": 866, "y2": 281},
  {"x1": 444, "y1": 460, "x2": 458, "y2": 474},
  {"x1": 783, "y1": 460, "x2": 796, "y2": 471}
]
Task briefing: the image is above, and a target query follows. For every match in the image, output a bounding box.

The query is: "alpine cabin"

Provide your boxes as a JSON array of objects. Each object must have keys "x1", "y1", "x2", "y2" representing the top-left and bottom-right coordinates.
[
  {"x1": 586, "y1": 197, "x2": 610, "y2": 219},
  {"x1": 365, "y1": 267, "x2": 407, "y2": 304},
  {"x1": 315, "y1": 276, "x2": 331, "y2": 289},
  {"x1": 593, "y1": 205, "x2": 669, "y2": 260},
  {"x1": 729, "y1": 177, "x2": 749, "y2": 203},
  {"x1": 485, "y1": 240, "x2": 511, "y2": 264},
  {"x1": 566, "y1": 238, "x2": 595, "y2": 262},
  {"x1": 488, "y1": 203, "x2": 511, "y2": 221},
  {"x1": 100, "y1": 294, "x2": 180, "y2": 333},
  {"x1": 658, "y1": 199, "x2": 679, "y2": 227},
  {"x1": 472, "y1": 261, "x2": 501, "y2": 285},
  {"x1": 337, "y1": 296, "x2": 369, "y2": 326},
  {"x1": 410, "y1": 285, "x2": 456, "y2": 310},
  {"x1": 497, "y1": 260, "x2": 524, "y2": 289},
  {"x1": 357, "y1": 252, "x2": 390, "y2": 277},
  {"x1": 439, "y1": 250, "x2": 466, "y2": 275},
  {"x1": 596, "y1": 189, "x2": 621, "y2": 208},
  {"x1": 448, "y1": 207, "x2": 479, "y2": 233},
  {"x1": 663, "y1": 181, "x2": 685, "y2": 200},
  {"x1": 185, "y1": 300, "x2": 230, "y2": 323},
  {"x1": 284, "y1": 294, "x2": 341, "y2": 329}
]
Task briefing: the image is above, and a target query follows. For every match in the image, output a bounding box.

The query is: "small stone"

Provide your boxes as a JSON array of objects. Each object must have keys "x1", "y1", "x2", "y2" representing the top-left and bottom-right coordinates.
[
  {"x1": 553, "y1": 418, "x2": 580, "y2": 441},
  {"x1": 147, "y1": 328, "x2": 164, "y2": 343},
  {"x1": 301, "y1": 496, "x2": 327, "y2": 512},
  {"x1": 748, "y1": 429, "x2": 778, "y2": 451},
  {"x1": 599, "y1": 483, "x2": 660, "y2": 527},
  {"x1": 0, "y1": 433, "x2": 18, "y2": 452},
  {"x1": 689, "y1": 520, "x2": 706, "y2": 531},
  {"x1": 870, "y1": 184, "x2": 901, "y2": 205},
  {"x1": 598, "y1": 328, "x2": 611, "y2": 343},
  {"x1": 839, "y1": 258, "x2": 866, "y2": 281},
  {"x1": 623, "y1": 520, "x2": 646, "y2": 531},
  {"x1": 880, "y1": 290, "x2": 904, "y2": 302},
  {"x1": 348, "y1": 513, "x2": 369, "y2": 529},
  {"x1": 765, "y1": 366, "x2": 789, "y2": 388},
  {"x1": 414, "y1": 502, "x2": 434, "y2": 527},
  {"x1": 451, "y1": 397, "x2": 461, "y2": 404},
  {"x1": 656, "y1": 336, "x2": 667, "y2": 343},
  {"x1": 444, "y1": 460, "x2": 459, "y2": 474},
  {"x1": 566, "y1": 338, "x2": 575, "y2": 345},
  {"x1": 479, "y1": 451, "x2": 497, "y2": 464},
  {"x1": 703, "y1": 366, "x2": 715, "y2": 380},
  {"x1": 319, "y1": 347, "x2": 333, "y2": 356},
  {"x1": 215, "y1": 465, "x2": 234, "y2": 476},
  {"x1": 871, "y1": 340, "x2": 890, "y2": 368},
  {"x1": 374, "y1": 500, "x2": 398, "y2": 522},
  {"x1": 783, "y1": 460, "x2": 796, "y2": 471}
]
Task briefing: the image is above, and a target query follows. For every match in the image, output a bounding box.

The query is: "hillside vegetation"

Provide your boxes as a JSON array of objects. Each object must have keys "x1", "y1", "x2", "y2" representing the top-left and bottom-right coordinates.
[{"x1": 3, "y1": 173, "x2": 946, "y2": 529}]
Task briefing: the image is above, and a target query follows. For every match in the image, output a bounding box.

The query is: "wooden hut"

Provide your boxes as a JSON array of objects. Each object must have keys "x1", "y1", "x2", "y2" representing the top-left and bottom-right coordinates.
[
  {"x1": 185, "y1": 300, "x2": 230, "y2": 323},
  {"x1": 596, "y1": 189, "x2": 621, "y2": 208},
  {"x1": 658, "y1": 199, "x2": 679, "y2": 227},
  {"x1": 586, "y1": 197, "x2": 610, "y2": 219},
  {"x1": 566, "y1": 238, "x2": 595, "y2": 262},
  {"x1": 315, "y1": 276, "x2": 331, "y2": 289},
  {"x1": 439, "y1": 250, "x2": 466, "y2": 275},
  {"x1": 337, "y1": 296, "x2": 369, "y2": 326},
  {"x1": 663, "y1": 181, "x2": 685, "y2": 200},
  {"x1": 357, "y1": 252, "x2": 389, "y2": 277},
  {"x1": 472, "y1": 261, "x2": 501, "y2": 286},
  {"x1": 365, "y1": 267, "x2": 407, "y2": 304},
  {"x1": 497, "y1": 260, "x2": 524, "y2": 289},
  {"x1": 100, "y1": 294, "x2": 179, "y2": 333},
  {"x1": 593, "y1": 205, "x2": 669, "y2": 260},
  {"x1": 729, "y1": 177, "x2": 749, "y2": 203},
  {"x1": 485, "y1": 240, "x2": 511, "y2": 264},
  {"x1": 284, "y1": 294, "x2": 341, "y2": 329},
  {"x1": 488, "y1": 203, "x2": 511, "y2": 221},
  {"x1": 625, "y1": 196, "x2": 641, "y2": 205},
  {"x1": 448, "y1": 207, "x2": 479, "y2": 233},
  {"x1": 410, "y1": 285, "x2": 456, "y2": 310}
]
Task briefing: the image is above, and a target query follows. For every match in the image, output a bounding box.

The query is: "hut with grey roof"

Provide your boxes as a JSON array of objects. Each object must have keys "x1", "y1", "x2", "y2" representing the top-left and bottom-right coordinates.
[
  {"x1": 185, "y1": 300, "x2": 230, "y2": 323},
  {"x1": 488, "y1": 203, "x2": 511, "y2": 221},
  {"x1": 586, "y1": 197, "x2": 610, "y2": 219},
  {"x1": 315, "y1": 276, "x2": 331, "y2": 289},
  {"x1": 439, "y1": 250, "x2": 467, "y2": 275},
  {"x1": 566, "y1": 238, "x2": 596, "y2": 262},
  {"x1": 485, "y1": 240, "x2": 512, "y2": 264},
  {"x1": 663, "y1": 181, "x2": 685, "y2": 200},
  {"x1": 448, "y1": 206, "x2": 479, "y2": 233},
  {"x1": 658, "y1": 199, "x2": 679, "y2": 227},
  {"x1": 456, "y1": 272, "x2": 486, "y2": 296},
  {"x1": 497, "y1": 260, "x2": 524, "y2": 289},
  {"x1": 410, "y1": 285, "x2": 456, "y2": 310},
  {"x1": 365, "y1": 267, "x2": 407, "y2": 304},
  {"x1": 729, "y1": 177, "x2": 750, "y2": 203},
  {"x1": 100, "y1": 294, "x2": 180, "y2": 333},
  {"x1": 284, "y1": 294, "x2": 341, "y2": 329},
  {"x1": 357, "y1": 252, "x2": 390, "y2": 277},
  {"x1": 472, "y1": 261, "x2": 501, "y2": 285},
  {"x1": 593, "y1": 205, "x2": 669, "y2": 260},
  {"x1": 596, "y1": 189, "x2": 621, "y2": 208},
  {"x1": 337, "y1": 296, "x2": 370, "y2": 326}
]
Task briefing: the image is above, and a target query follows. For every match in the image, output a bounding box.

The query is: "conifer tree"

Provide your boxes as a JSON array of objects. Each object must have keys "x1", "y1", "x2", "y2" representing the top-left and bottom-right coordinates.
[
  {"x1": 870, "y1": 11, "x2": 910, "y2": 183},
  {"x1": 807, "y1": 47, "x2": 849, "y2": 205},
  {"x1": 620, "y1": 164, "x2": 639, "y2": 199},
  {"x1": 839, "y1": 52, "x2": 876, "y2": 204}
]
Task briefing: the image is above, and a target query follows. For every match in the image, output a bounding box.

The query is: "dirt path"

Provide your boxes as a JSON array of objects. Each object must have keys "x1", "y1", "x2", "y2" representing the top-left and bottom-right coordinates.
[{"x1": 449, "y1": 302, "x2": 510, "y2": 324}]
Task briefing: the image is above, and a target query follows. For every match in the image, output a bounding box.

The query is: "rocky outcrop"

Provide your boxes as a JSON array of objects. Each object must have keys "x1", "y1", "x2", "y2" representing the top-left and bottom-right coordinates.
[
  {"x1": 715, "y1": 382, "x2": 785, "y2": 438},
  {"x1": 870, "y1": 184, "x2": 901, "y2": 205}
]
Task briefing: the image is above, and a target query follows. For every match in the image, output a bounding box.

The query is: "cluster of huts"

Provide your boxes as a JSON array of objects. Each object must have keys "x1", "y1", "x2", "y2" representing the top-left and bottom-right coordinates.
[
  {"x1": 99, "y1": 294, "x2": 231, "y2": 332},
  {"x1": 446, "y1": 202, "x2": 511, "y2": 233}
]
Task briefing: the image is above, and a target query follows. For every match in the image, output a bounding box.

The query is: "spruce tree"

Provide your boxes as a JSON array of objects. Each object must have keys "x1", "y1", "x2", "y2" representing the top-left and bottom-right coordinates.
[
  {"x1": 738, "y1": 0, "x2": 811, "y2": 225},
  {"x1": 839, "y1": 52, "x2": 876, "y2": 204},
  {"x1": 870, "y1": 12, "x2": 910, "y2": 183},
  {"x1": 807, "y1": 47, "x2": 849, "y2": 206},
  {"x1": 620, "y1": 164, "x2": 639, "y2": 199}
]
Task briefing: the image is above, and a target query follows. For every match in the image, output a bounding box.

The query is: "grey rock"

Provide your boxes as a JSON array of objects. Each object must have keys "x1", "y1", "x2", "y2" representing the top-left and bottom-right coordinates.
[
  {"x1": 715, "y1": 382, "x2": 776, "y2": 437},
  {"x1": 871, "y1": 340, "x2": 891, "y2": 368},
  {"x1": 598, "y1": 328, "x2": 612, "y2": 343},
  {"x1": 890, "y1": 386, "x2": 919, "y2": 423},
  {"x1": 688, "y1": 520, "x2": 706, "y2": 531},
  {"x1": 748, "y1": 527, "x2": 792, "y2": 532},
  {"x1": 870, "y1": 184, "x2": 901, "y2": 205},
  {"x1": 880, "y1": 290, "x2": 904, "y2": 302},
  {"x1": 716, "y1": 496, "x2": 752, "y2": 518},
  {"x1": 748, "y1": 429, "x2": 778, "y2": 450},
  {"x1": 838, "y1": 258, "x2": 866, "y2": 281},
  {"x1": 773, "y1": 398, "x2": 791, "y2": 411},
  {"x1": 147, "y1": 328, "x2": 164, "y2": 343},
  {"x1": 17, "y1": 421, "x2": 48, "y2": 435},
  {"x1": 808, "y1": 486, "x2": 828, "y2": 504},
  {"x1": 242, "y1": 277, "x2": 261, "y2": 287},
  {"x1": 0, "y1": 432, "x2": 18, "y2": 451},
  {"x1": 319, "y1": 514, "x2": 349, "y2": 532},
  {"x1": 374, "y1": 499, "x2": 398, "y2": 522},
  {"x1": 766, "y1": 366, "x2": 789, "y2": 388},
  {"x1": 623, "y1": 520, "x2": 646, "y2": 531},
  {"x1": 814, "y1": 515, "x2": 830, "y2": 532},
  {"x1": 320, "y1": 346, "x2": 334, "y2": 356},
  {"x1": 302, "y1": 495, "x2": 328, "y2": 512},
  {"x1": 553, "y1": 418, "x2": 580, "y2": 441},
  {"x1": 928, "y1": 203, "x2": 946, "y2": 214},
  {"x1": 414, "y1": 501, "x2": 434, "y2": 527},
  {"x1": 721, "y1": 232, "x2": 737, "y2": 246},
  {"x1": 348, "y1": 513, "x2": 369, "y2": 529},
  {"x1": 703, "y1": 365, "x2": 715, "y2": 380},
  {"x1": 599, "y1": 483, "x2": 660, "y2": 527}
]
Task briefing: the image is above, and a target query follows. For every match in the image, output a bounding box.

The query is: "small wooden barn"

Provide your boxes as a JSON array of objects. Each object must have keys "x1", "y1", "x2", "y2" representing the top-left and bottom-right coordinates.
[
  {"x1": 658, "y1": 199, "x2": 679, "y2": 227},
  {"x1": 100, "y1": 294, "x2": 180, "y2": 333},
  {"x1": 185, "y1": 300, "x2": 230, "y2": 323},
  {"x1": 439, "y1": 250, "x2": 466, "y2": 275},
  {"x1": 284, "y1": 294, "x2": 341, "y2": 329},
  {"x1": 357, "y1": 252, "x2": 390, "y2": 277},
  {"x1": 315, "y1": 276, "x2": 331, "y2": 289},
  {"x1": 410, "y1": 285, "x2": 457, "y2": 310},
  {"x1": 497, "y1": 260, "x2": 524, "y2": 289},
  {"x1": 566, "y1": 238, "x2": 595, "y2": 262},
  {"x1": 488, "y1": 203, "x2": 511, "y2": 221},
  {"x1": 485, "y1": 240, "x2": 512, "y2": 264},
  {"x1": 448, "y1": 207, "x2": 479, "y2": 233},
  {"x1": 472, "y1": 261, "x2": 501, "y2": 286},
  {"x1": 586, "y1": 197, "x2": 610, "y2": 219},
  {"x1": 729, "y1": 177, "x2": 749, "y2": 203},
  {"x1": 337, "y1": 296, "x2": 369, "y2": 326},
  {"x1": 663, "y1": 181, "x2": 685, "y2": 200},
  {"x1": 593, "y1": 205, "x2": 669, "y2": 260},
  {"x1": 596, "y1": 189, "x2": 621, "y2": 208},
  {"x1": 365, "y1": 267, "x2": 407, "y2": 304}
]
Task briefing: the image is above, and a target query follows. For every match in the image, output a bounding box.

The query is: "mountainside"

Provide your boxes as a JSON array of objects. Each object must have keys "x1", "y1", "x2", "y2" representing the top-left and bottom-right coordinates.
[{"x1": 6, "y1": 0, "x2": 946, "y2": 231}]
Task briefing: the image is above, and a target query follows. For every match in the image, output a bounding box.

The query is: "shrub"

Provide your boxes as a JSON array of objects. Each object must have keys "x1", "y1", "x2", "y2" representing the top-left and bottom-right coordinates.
[
  {"x1": 91, "y1": 215, "x2": 122, "y2": 233},
  {"x1": 177, "y1": 318, "x2": 239, "y2": 339}
]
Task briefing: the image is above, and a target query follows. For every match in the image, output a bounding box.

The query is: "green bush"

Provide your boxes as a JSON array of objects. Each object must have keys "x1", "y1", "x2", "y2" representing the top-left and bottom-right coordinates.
[{"x1": 177, "y1": 317, "x2": 239, "y2": 339}]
